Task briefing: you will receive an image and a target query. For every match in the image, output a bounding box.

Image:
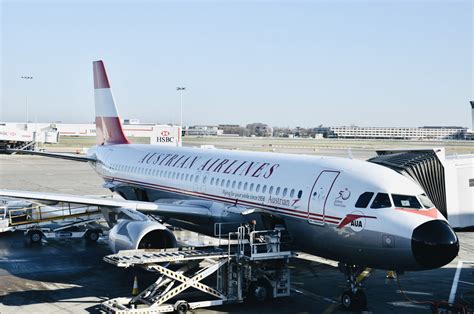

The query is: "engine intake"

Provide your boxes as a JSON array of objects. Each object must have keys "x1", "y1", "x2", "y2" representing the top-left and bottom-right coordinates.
[{"x1": 108, "y1": 219, "x2": 177, "y2": 253}]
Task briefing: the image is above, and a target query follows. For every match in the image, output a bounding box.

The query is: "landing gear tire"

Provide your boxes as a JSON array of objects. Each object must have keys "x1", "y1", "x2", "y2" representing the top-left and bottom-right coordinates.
[
  {"x1": 29, "y1": 230, "x2": 43, "y2": 244},
  {"x1": 174, "y1": 300, "x2": 189, "y2": 314},
  {"x1": 247, "y1": 279, "x2": 271, "y2": 303},
  {"x1": 86, "y1": 230, "x2": 100, "y2": 242},
  {"x1": 341, "y1": 289, "x2": 367, "y2": 311}
]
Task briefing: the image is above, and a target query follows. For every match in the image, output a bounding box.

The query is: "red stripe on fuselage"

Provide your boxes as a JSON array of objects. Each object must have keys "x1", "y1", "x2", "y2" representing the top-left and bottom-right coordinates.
[
  {"x1": 102, "y1": 175, "x2": 342, "y2": 224},
  {"x1": 395, "y1": 207, "x2": 438, "y2": 219},
  {"x1": 337, "y1": 214, "x2": 377, "y2": 229}
]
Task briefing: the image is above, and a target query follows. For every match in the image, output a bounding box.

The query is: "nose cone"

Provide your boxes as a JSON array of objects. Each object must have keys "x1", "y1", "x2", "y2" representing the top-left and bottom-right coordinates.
[{"x1": 412, "y1": 220, "x2": 459, "y2": 269}]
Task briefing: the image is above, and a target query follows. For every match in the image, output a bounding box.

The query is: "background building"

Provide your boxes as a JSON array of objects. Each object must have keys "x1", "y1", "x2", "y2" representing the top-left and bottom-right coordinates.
[
  {"x1": 328, "y1": 126, "x2": 467, "y2": 140},
  {"x1": 183, "y1": 125, "x2": 222, "y2": 136},
  {"x1": 218, "y1": 124, "x2": 245, "y2": 136},
  {"x1": 0, "y1": 121, "x2": 182, "y2": 147}
]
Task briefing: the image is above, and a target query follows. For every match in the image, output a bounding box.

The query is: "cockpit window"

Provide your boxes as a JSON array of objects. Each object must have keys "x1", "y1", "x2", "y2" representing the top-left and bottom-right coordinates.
[
  {"x1": 370, "y1": 193, "x2": 392, "y2": 209},
  {"x1": 392, "y1": 194, "x2": 422, "y2": 209},
  {"x1": 418, "y1": 194, "x2": 435, "y2": 209},
  {"x1": 355, "y1": 192, "x2": 374, "y2": 208}
]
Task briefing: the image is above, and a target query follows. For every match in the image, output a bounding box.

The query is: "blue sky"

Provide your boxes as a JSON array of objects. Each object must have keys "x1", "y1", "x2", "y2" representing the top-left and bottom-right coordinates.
[{"x1": 1, "y1": 0, "x2": 473, "y2": 127}]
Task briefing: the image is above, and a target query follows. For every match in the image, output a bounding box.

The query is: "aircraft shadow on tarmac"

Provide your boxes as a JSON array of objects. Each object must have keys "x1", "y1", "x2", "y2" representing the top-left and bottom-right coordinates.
[{"x1": 0, "y1": 232, "x2": 473, "y2": 313}]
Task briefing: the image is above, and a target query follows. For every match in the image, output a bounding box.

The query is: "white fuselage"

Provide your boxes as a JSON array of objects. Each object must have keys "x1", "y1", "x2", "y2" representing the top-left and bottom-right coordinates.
[{"x1": 87, "y1": 144, "x2": 457, "y2": 270}]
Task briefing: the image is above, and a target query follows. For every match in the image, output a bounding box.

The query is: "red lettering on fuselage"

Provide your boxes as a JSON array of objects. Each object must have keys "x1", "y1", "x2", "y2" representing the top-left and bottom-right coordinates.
[{"x1": 137, "y1": 153, "x2": 279, "y2": 179}]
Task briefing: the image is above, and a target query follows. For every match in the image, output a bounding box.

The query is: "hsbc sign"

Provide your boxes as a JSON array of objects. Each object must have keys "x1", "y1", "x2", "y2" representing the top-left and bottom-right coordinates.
[
  {"x1": 157, "y1": 136, "x2": 174, "y2": 143},
  {"x1": 151, "y1": 126, "x2": 181, "y2": 147}
]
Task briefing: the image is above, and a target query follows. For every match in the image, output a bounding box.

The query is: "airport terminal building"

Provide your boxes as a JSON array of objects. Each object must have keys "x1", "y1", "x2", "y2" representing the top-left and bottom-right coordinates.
[{"x1": 318, "y1": 126, "x2": 470, "y2": 140}]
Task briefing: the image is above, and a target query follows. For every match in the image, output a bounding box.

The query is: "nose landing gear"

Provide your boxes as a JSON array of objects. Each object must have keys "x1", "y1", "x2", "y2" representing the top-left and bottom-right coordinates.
[{"x1": 339, "y1": 263, "x2": 371, "y2": 311}]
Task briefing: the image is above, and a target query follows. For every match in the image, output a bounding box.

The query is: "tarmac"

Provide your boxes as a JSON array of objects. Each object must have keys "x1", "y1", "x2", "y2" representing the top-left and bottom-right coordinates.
[{"x1": 0, "y1": 141, "x2": 473, "y2": 313}]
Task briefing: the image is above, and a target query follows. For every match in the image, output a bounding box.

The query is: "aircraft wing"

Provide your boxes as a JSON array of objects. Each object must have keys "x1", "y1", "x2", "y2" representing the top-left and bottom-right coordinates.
[
  {"x1": 6, "y1": 149, "x2": 96, "y2": 163},
  {"x1": 0, "y1": 190, "x2": 212, "y2": 220},
  {"x1": 0, "y1": 189, "x2": 157, "y2": 210}
]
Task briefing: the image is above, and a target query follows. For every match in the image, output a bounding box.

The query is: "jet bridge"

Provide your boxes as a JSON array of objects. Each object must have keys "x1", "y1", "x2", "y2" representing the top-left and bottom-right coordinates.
[{"x1": 101, "y1": 226, "x2": 293, "y2": 313}]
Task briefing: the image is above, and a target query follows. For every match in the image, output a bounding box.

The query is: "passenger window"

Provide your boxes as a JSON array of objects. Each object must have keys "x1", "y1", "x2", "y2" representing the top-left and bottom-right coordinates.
[
  {"x1": 370, "y1": 193, "x2": 392, "y2": 209},
  {"x1": 243, "y1": 182, "x2": 248, "y2": 191},
  {"x1": 216, "y1": 178, "x2": 220, "y2": 186},
  {"x1": 190, "y1": 174, "x2": 193, "y2": 182},
  {"x1": 282, "y1": 188, "x2": 287, "y2": 197},
  {"x1": 290, "y1": 189, "x2": 295, "y2": 198},
  {"x1": 355, "y1": 192, "x2": 374, "y2": 208},
  {"x1": 250, "y1": 183, "x2": 254, "y2": 191},
  {"x1": 226, "y1": 180, "x2": 231, "y2": 188},
  {"x1": 269, "y1": 186, "x2": 274, "y2": 194},
  {"x1": 256, "y1": 184, "x2": 261, "y2": 192},
  {"x1": 232, "y1": 181, "x2": 236, "y2": 188},
  {"x1": 210, "y1": 178, "x2": 215, "y2": 185},
  {"x1": 181, "y1": 173, "x2": 185, "y2": 180},
  {"x1": 392, "y1": 194, "x2": 422, "y2": 209},
  {"x1": 276, "y1": 187, "x2": 281, "y2": 196},
  {"x1": 238, "y1": 181, "x2": 242, "y2": 189},
  {"x1": 221, "y1": 179, "x2": 225, "y2": 187},
  {"x1": 298, "y1": 190, "x2": 303, "y2": 198},
  {"x1": 262, "y1": 185, "x2": 267, "y2": 193},
  {"x1": 185, "y1": 174, "x2": 189, "y2": 181}
]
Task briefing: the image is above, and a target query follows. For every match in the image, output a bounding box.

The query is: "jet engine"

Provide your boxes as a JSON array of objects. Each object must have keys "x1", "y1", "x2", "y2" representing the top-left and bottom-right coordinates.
[{"x1": 108, "y1": 219, "x2": 177, "y2": 253}]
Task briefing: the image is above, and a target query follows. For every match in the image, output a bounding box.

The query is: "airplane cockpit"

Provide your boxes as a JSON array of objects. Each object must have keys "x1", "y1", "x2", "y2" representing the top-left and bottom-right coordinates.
[{"x1": 354, "y1": 192, "x2": 437, "y2": 211}]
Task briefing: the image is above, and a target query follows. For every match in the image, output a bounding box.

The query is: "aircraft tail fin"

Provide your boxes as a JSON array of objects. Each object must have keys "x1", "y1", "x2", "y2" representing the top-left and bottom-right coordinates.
[{"x1": 93, "y1": 60, "x2": 130, "y2": 145}]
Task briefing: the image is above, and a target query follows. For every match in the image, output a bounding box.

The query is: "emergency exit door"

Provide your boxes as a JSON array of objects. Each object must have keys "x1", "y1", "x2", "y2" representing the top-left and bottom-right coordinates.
[{"x1": 308, "y1": 170, "x2": 340, "y2": 225}]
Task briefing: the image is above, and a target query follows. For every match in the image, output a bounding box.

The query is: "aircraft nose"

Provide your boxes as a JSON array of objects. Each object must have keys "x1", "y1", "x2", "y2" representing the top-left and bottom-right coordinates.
[{"x1": 411, "y1": 220, "x2": 459, "y2": 269}]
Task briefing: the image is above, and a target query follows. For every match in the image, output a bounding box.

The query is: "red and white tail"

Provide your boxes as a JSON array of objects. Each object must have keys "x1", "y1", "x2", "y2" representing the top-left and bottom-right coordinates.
[{"x1": 93, "y1": 60, "x2": 130, "y2": 145}]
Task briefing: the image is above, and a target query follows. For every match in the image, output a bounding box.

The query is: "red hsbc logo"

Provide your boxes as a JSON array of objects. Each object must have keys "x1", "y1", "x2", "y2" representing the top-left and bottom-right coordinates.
[{"x1": 161, "y1": 130, "x2": 170, "y2": 136}]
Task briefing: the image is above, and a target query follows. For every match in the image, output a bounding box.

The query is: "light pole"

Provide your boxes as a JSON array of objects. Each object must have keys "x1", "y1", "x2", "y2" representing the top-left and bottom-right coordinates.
[
  {"x1": 21, "y1": 76, "x2": 33, "y2": 123},
  {"x1": 176, "y1": 87, "x2": 186, "y2": 128}
]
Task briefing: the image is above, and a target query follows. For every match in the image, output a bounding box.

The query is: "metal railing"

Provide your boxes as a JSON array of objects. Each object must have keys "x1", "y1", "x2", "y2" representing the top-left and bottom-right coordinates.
[
  {"x1": 7, "y1": 203, "x2": 101, "y2": 226},
  {"x1": 227, "y1": 225, "x2": 290, "y2": 260}
]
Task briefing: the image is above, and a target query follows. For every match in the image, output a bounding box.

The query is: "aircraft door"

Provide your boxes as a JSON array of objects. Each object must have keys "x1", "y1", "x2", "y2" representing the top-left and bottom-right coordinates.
[
  {"x1": 193, "y1": 170, "x2": 206, "y2": 193},
  {"x1": 308, "y1": 170, "x2": 340, "y2": 225}
]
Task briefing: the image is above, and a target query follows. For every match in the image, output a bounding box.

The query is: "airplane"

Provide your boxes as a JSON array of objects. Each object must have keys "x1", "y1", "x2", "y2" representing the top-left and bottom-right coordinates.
[{"x1": 0, "y1": 60, "x2": 459, "y2": 311}]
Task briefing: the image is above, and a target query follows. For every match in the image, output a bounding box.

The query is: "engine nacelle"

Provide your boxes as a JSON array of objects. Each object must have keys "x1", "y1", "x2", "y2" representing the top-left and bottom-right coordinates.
[{"x1": 108, "y1": 219, "x2": 177, "y2": 253}]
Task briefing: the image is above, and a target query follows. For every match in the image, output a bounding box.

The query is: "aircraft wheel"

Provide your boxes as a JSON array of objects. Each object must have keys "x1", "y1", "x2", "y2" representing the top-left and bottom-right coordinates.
[
  {"x1": 29, "y1": 230, "x2": 43, "y2": 244},
  {"x1": 341, "y1": 289, "x2": 367, "y2": 311},
  {"x1": 86, "y1": 230, "x2": 100, "y2": 242},
  {"x1": 247, "y1": 279, "x2": 271, "y2": 302},
  {"x1": 341, "y1": 290, "x2": 355, "y2": 310}
]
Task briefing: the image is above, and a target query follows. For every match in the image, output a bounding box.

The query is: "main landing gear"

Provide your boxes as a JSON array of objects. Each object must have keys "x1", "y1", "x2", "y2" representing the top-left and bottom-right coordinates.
[{"x1": 338, "y1": 263, "x2": 369, "y2": 311}]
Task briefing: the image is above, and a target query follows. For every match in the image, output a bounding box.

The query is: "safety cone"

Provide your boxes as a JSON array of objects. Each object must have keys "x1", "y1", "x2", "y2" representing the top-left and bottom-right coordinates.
[
  {"x1": 386, "y1": 270, "x2": 397, "y2": 279},
  {"x1": 131, "y1": 276, "x2": 139, "y2": 296}
]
